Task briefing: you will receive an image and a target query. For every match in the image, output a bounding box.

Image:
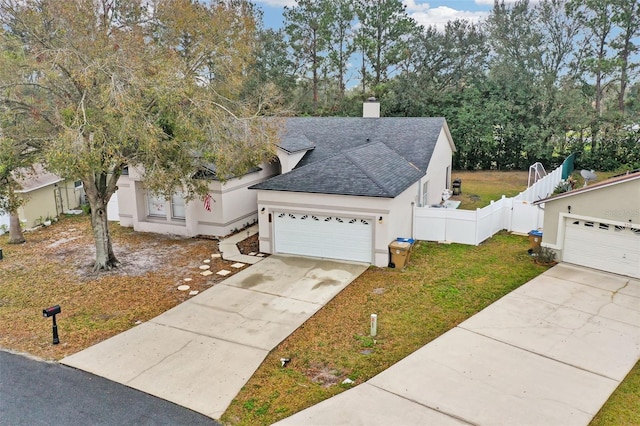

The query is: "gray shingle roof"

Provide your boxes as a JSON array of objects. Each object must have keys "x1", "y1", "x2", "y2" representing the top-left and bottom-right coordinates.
[
  {"x1": 277, "y1": 134, "x2": 315, "y2": 153},
  {"x1": 14, "y1": 164, "x2": 63, "y2": 193},
  {"x1": 195, "y1": 162, "x2": 262, "y2": 181},
  {"x1": 251, "y1": 117, "x2": 449, "y2": 198}
]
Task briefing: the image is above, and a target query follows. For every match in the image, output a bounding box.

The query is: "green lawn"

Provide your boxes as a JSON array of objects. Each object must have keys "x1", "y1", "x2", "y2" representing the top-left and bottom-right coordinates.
[
  {"x1": 221, "y1": 169, "x2": 639, "y2": 425},
  {"x1": 222, "y1": 233, "x2": 551, "y2": 425},
  {"x1": 590, "y1": 360, "x2": 640, "y2": 426},
  {"x1": 451, "y1": 170, "x2": 529, "y2": 209}
]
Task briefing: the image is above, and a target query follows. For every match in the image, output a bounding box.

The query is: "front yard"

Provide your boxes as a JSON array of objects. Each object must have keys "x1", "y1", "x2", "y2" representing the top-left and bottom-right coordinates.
[
  {"x1": 0, "y1": 170, "x2": 636, "y2": 425},
  {"x1": 0, "y1": 215, "x2": 243, "y2": 360},
  {"x1": 221, "y1": 232, "x2": 551, "y2": 425}
]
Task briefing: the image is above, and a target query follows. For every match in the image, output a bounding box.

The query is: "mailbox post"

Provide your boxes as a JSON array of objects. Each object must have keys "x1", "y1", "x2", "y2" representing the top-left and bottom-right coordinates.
[{"x1": 43, "y1": 305, "x2": 61, "y2": 344}]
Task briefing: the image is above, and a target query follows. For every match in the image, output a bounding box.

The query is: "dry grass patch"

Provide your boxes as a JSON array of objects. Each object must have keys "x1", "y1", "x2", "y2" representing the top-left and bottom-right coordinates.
[{"x1": 0, "y1": 215, "x2": 242, "y2": 361}]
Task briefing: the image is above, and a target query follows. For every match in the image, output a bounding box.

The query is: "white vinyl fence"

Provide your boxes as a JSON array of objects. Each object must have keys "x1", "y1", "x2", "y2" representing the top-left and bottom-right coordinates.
[
  {"x1": 0, "y1": 211, "x2": 9, "y2": 234},
  {"x1": 107, "y1": 190, "x2": 120, "y2": 222},
  {"x1": 414, "y1": 164, "x2": 563, "y2": 245}
]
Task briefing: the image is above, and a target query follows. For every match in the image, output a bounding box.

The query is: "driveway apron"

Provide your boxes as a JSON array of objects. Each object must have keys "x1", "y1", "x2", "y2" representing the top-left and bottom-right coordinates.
[
  {"x1": 276, "y1": 264, "x2": 640, "y2": 426},
  {"x1": 61, "y1": 255, "x2": 368, "y2": 420}
]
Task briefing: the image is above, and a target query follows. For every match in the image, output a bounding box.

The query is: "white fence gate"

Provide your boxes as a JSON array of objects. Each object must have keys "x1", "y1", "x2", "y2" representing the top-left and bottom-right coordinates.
[{"x1": 414, "y1": 164, "x2": 563, "y2": 245}]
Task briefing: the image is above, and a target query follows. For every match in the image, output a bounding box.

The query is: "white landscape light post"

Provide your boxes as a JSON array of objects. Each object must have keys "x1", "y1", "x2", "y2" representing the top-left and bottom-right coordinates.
[{"x1": 370, "y1": 313, "x2": 377, "y2": 337}]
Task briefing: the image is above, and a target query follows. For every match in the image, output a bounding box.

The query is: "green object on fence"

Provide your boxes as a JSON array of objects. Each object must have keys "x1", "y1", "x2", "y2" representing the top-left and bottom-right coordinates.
[{"x1": 562, "y1": 153, "x2": 575, "y2": 180}]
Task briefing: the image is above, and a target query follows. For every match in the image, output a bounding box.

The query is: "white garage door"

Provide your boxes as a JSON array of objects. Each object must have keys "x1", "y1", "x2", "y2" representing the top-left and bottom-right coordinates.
[
  {"x1": 274, "y1": 212, "x2": 372, "y2": 263},
  {"x1": 563, "y1": 219, "x2": 640, "y2": 278}
]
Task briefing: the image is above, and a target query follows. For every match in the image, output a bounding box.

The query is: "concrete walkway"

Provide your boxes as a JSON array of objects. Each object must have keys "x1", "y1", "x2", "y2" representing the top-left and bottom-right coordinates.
[
  {"x1": 276, "y1": 264, "x2": 640, "y2": 425},
  {"x1": 219, "y1": 224, "x2": 263, "y2": 265},
  {"x1": 61, "y1": 255, "x2": 368, "y2": 420}
]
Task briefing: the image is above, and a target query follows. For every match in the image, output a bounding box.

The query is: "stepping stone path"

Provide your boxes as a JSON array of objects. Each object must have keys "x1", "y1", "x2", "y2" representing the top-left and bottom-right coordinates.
[
  {"x1": 189, "y1": 290, "x2": 199, "y2": 296},
  {"x1": 211, "y1": 253, "x2": 221, "y2": 258},
  {"x1": 201, "y1": 270, "x2": 213, "y2": 276},
  {"x1": 231, "y1": 263, "x2": 245, "y2": 269},
  {"x1": 248, "y1": 252, "x2": 257, "y2": 256},
  {"x1": 256, "y1": 253, "x2": 265, "y2": 257},
  {"x1": 177, "y1": 285, "x2": 190, "y2": 291},
  {"x1": 216, "y1": 269, "x2": 231, "y2": 276},
  {"x1": 199, "y1": 265, "x2": 211, "y2": 270},
  {"x1": 203, "y1": 259, "x2": 211, "y2": 264},
  {"x1": 183, "y1": 278, "x2": 192, "y2": 282}
]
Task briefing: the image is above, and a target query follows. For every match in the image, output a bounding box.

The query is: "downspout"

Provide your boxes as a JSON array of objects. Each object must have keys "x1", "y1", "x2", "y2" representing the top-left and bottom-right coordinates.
[{"x1": 411, "y1": 201, "x2": 415, "y2": 239}]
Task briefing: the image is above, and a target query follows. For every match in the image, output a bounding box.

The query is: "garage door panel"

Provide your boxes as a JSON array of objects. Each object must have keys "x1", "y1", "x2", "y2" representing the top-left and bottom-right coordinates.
[
  {"x1": 564, "y1": 220, "x2": 640, "y2": 278},
  {"x1": 274, "y1": 212, "x2": 372, "y2": 263}
]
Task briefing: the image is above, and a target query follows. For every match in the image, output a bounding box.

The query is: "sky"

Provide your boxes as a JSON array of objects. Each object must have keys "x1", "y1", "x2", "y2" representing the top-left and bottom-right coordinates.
[{"x1": 253, "y1": 0, "x2": 517, "y2": 31}]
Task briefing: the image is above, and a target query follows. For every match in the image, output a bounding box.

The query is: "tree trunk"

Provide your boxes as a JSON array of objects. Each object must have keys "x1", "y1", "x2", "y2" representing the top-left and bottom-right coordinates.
[
  {"x1": 375, "y1": 25, "x2": 382, "y2": 87},
  {"x1": 89, "y1": 198, "x2": 118, "y2": 271},
  {"x1": 8, "y1": 211, "x2": 25, "y2": 244},
  {"x1": 361, "y1": 42, "x2": 366, "y2": 94}
]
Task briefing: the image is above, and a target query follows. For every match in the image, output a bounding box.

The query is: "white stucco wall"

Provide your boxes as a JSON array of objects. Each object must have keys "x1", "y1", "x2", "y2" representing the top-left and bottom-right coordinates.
[
  {"x1": 418, "y1": 128, "x2": 454, "y2": 207},
  {"x1": 116, "y1": 162, "x2": 278, "y2": 238},
  {"x1": 255, "y1": 182, "x2": 424, "y2": 267},
  {"x1": 17, "y1": 180, "x2": 80, "y2": 227},
  {"x1": 388, "y1": 181, "x2": 420, "y2": 240},
  {"x1": 256, "y1": 190, "x2": 398, "y2": 266},
  {"x1": 116, "y1": 176, "x2": 135, "y2": 227},
  {"x1": 276, "y1": 149, "x2": 309, "y2": 174}
]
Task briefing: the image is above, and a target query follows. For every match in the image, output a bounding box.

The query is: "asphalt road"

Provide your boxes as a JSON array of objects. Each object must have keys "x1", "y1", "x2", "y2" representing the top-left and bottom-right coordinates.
[{"x1": 0, "y1": 350, "x2": 220, "y2": 426}]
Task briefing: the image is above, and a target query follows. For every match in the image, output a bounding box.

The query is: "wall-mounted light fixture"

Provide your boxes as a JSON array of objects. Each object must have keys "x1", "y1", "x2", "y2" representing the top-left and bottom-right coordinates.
[
  {"x1": 378, "y1": 216, "x2": 383, "y2": 224},
  {"x1": 567, "y1": 205, "x2": 571, "y2": 213},
  {"x1": 261, "y1": 207, "x2": 266, "y2": 214}
]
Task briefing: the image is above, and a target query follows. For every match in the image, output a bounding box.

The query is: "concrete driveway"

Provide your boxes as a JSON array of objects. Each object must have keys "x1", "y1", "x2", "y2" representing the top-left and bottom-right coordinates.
[
  {"x1": 61, "y1": 255, "x2": 368, "y2": 420},
  {"x1": 276, "y1": 264, "x2": 640, "y2": 426}
]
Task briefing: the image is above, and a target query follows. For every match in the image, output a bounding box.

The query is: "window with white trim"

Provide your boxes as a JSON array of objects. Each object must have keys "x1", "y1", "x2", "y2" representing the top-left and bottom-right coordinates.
[
  {"x1": 171, "y1": 193, "x2": 186, "y2": 219},
  {"x1": 147, "y1": 194, "x2": 167, "y2": 217},
  {"x1": 422, "y1": 181, "x2": 429, "y2": 206}
]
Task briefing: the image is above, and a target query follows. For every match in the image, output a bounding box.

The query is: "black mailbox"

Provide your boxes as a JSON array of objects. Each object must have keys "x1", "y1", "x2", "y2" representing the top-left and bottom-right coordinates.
[
  {"x1": 43, "y1": 305, "x2": 61, "y2": 317},
  {"x1": 43, "y1": 305, "x2": 61, "y2": 344}
]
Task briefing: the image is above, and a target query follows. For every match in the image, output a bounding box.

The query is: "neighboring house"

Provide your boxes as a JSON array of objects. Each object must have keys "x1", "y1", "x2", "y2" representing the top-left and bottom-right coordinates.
[
  {"x1": 11, "y1": 164, "x2": 83, "y2": 228},
  {"x1": 250, "y1": 101, "x2": 456, "y2": 267},
  {"x1": 534, "y1": 171, "x2": 640, "y2": 278},
  {"x1": 116, "y1": 162, "x2": 279, "y2": 237}
]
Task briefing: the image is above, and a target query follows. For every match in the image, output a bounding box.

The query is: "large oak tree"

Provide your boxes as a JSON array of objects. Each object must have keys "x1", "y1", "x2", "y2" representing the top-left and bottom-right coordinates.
[{"x1": 0, "y1": 0, "x2": 281, "y2": 270}]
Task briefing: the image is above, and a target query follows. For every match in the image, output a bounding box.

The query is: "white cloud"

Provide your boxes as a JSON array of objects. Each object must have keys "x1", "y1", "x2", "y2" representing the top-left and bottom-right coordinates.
[
  {"x1": 410, "y1": 6, "x2": 489, "y2": 32},
  {"x1": 403, "y1": 0, "x2": 431, "y2": 12},
  {"x1": 475, "y1": 0, "x2": 540, "y2": 4},
  {"x1": 253, "y1": 0, "x2": 296, "y2": 7}
]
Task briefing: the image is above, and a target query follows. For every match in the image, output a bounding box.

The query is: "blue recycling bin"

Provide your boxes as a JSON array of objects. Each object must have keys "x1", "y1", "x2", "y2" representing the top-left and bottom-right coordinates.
[{"x1": 396, "y1": 237, "x2": 415, "y2": 244}]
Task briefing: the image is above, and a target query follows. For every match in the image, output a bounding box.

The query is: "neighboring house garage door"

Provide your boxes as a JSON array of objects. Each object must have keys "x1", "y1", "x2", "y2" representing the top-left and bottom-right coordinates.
[
  {"x1": 274, "y1": 212, "x2": 372, "y2": 263},
  {"x1": 563, "y1": 219, "x2": 640, "y2": 278}
]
